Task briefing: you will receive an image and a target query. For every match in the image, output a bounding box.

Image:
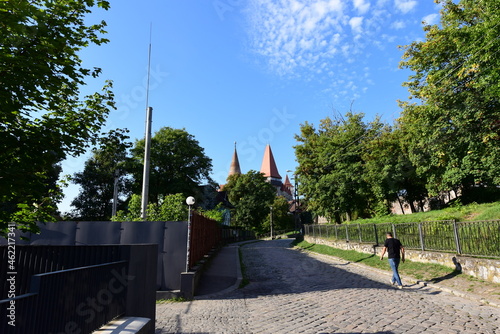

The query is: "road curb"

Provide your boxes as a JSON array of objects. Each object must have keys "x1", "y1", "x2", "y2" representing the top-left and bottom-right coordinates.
[{"x1": 194, "y1": 245, "x2": 243, "y2": 300}]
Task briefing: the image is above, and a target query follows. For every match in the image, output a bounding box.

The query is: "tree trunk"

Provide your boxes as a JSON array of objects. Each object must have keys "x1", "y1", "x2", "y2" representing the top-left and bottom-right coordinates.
[
  {"x1": 409, "y1": 200, "x2": 416, "y2": 213},
  {"x1": 334, "y1": 211, "x2": 341, "y2": 224},
  {"x1": 418, "y1": 199, "x2": 425, "y2": 212},
  {"x1": 397, "y1": 196, "x2": 405, "y2": 214}
]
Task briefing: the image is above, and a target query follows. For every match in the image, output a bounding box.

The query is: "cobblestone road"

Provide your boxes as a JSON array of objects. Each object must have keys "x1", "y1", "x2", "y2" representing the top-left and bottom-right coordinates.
[{"x1": 156, "y1": 239, "x2": 500, "y2": 333}]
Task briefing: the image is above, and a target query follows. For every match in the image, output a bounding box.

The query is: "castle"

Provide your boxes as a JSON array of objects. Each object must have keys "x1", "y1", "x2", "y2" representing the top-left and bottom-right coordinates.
[{"x1": 225, "y1": 143, "x2": 293, "y2": 200}]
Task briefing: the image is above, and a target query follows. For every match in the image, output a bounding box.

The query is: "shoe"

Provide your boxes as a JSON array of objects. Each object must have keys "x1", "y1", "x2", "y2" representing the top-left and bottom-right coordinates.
[
  {"x1": 389, "y1": 279, "x2": 395, "y2": 285},
  {"x1": 397, "y1": 285, "x2": 403, "y2": 289}
]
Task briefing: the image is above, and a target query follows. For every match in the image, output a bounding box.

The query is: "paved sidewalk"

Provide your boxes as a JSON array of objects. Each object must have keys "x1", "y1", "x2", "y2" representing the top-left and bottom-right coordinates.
[
  {"x1": 194, "y1": 244, "x2": 243, "y2": 298},
  {"x1": 156, "y1": 239, "x2": 500, "y2": 333}
]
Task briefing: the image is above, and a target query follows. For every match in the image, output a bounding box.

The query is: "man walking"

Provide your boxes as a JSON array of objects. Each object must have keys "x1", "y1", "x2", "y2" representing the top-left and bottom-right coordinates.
[{"x1": 380, "y1": 232, "x2": 405, "y2": 289}]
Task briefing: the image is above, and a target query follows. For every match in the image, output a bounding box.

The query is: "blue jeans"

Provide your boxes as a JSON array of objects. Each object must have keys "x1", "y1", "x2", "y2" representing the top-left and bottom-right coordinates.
[{"x1": 388, "y1": 258, "x2": 402, "y2": 286}]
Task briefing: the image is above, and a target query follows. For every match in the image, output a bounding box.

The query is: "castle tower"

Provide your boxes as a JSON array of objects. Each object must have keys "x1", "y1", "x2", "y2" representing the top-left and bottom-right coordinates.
[
  {"x1": 260, "y1": 144, "x2": 282, "y2": 187},
  {"x1": 228, "y1": 142, "x2": 241, "y2": 179},
  {"x1": 283, "y1": 174, "x2": 292, "y2": 188}
]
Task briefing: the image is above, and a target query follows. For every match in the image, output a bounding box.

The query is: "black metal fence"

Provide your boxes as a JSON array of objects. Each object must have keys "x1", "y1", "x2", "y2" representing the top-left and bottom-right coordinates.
[
  {"x1": 0, "y1": 245, "x2": 122, "y2": 298},
  {"x1": 221, "y1": 227, "x2": 256, "y2": 242},
  {"x1": 0, "y1": 245, "x2": 157, "y2": 334},
  {"x1": 0, "y1": 260, "x2": 127, "y2": 334},
  {"x1": 304, "y1": 220, "x2": 500, "y2": 257},
  {"x1": 257, "y1": 229, "x2": 297, "y2": 239},
  {"x1": 4, "y1": 261, "x2": 127, "y2": 334}
]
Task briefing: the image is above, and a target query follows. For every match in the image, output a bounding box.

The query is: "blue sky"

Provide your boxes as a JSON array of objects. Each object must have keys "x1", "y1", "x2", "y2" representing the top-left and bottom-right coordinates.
[{"x1": 59, "y1": 0, "x2": 441, "y2": 213}]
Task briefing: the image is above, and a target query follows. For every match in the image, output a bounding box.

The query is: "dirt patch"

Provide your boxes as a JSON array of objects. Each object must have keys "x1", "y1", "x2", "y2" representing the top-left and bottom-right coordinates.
[{"x1": 463, "y1": 212, "x2": 481, "y2": 220}]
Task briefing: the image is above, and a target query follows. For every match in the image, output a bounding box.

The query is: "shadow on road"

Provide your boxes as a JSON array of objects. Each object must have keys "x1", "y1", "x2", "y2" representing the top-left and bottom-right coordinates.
[
  {"x1": 210, "y1": 239, "x2": 438, "y2": 301},
  {"x1": 157, "y1": 332, "x2": 395, "y2": 334},
  {"x1": 427, "y1": 269, "x2": 462, "y2": 284},
  {"x1": 354, "y1": 253, "x2": 376, "y2": 263}
]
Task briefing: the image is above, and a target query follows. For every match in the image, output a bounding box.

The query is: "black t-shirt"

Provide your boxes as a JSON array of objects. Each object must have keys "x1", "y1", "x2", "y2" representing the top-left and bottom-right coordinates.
[{"x1": 384, "y1": 238, "x2": 402, "y2": 259}]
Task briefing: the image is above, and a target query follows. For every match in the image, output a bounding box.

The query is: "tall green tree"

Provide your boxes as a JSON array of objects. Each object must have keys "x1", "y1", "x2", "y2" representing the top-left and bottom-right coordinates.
[
  {"x1": 224, "y1": 171, "x2": 276, "y2": 232},
  {"x1": 399, "y1": 0, "x2": 500, "y2": 196},
  {"x1": 69, "y1": 129, "x2": 132, "y2": 220},
  {"x1": 129, "y1": 127, "x2": 214, "y2": 204},
  {"x1": 295, "y1": 113, "x2": 382, "y2": 222},
  {"x1": 362, "y1": 126, "x2": 428, "y2": 214},
  {"x1": 0, "y1": 0, "x2": 114, "y2": 235}
]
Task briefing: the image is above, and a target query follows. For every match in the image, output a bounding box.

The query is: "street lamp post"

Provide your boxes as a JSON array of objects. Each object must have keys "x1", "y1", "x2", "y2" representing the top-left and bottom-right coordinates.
[
  {"x1": 185, "y1": 196, "x2": 195, "y2": 272},
  {"x1": 270, "y1": 206, "x2": 274, "y2": 240},
  {"x1": 287, "y1": 170, "x2": 300, "y2": 233}
]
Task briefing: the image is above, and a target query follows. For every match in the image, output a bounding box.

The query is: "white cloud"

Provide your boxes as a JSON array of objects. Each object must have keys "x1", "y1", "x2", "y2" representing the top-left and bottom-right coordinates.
[
  {"x1": 391, "y1": 20, "x2": 406, "y2": 29},
  {"x1": 245, "y1": 0, "x2": 346, "y2": 76},
  {"x1": 353, "y1": 0, "x2": 370, "y2": 14},
  {"x1": 381, "y1": 34, "x2": 397, "y2": 43},
  {"x1": 365, "y1": 8, "x2": 390, "y2": 34},
  {"x1": 349, "y1": 16, "x2": 364, "y2": 34},
  {"x1": 242, "y1": 0, "x2": 413, "y2": 104},
  {"x1": 422, "y1": 13, "x2": 439, "y2": 25},
  {"x1": 394, "y1": 0, "x2": 417, "y2": 14}
]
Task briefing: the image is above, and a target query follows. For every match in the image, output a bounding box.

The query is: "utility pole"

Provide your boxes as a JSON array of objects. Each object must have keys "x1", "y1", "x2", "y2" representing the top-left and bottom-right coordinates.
[
  {"x1": 112, "y1": 169, "x2": 119, "y2": 217},
  {"x1": 140, "y1": 106, "x2": 152, "y2": 220},
  {"x1": 141, "y1": 25, "x2": 153, "y2": 220}
]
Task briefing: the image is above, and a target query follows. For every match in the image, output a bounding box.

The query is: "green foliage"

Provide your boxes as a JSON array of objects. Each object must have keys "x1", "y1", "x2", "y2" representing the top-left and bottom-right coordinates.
[
  {"x1": 362, "y1": 126, "x2": 427, "y2": 215},
  {"x1": 224, "y1": 171, "x2": 276, "y2": 232},
  {"x1": 129, "y1": 127, "x2": 214, "y2": 205},
  {"x1": 474, "y1": 204, "x2": 500, "y2": 221},
  {"x1": 11, "y1": 190, "x2": 63, "y2": 234},
  {"x1": 69, "y1": 129, "x2": 132, "y2": 220},
  {"x1": 0, "y1": 0, "x2": 114, "y2": 236},
  {"x1": 263, "y1": 196, "x2": 295, "y2": 232},
  {"x1": 348, "y1": 201, "x2": 500, "y2": 225},
  {"x1": 399, "y1": 0, "x2": 500, "y2": 194},
  {"x1": 295, "y1": 113, "x2": 392, "y2": 222},
  {"x1": 198, "y1": 203, "x2": 225, "y2": 223},
  {"x1": 149, "y1": 193, "x2": 187, "y2": 222},
  {"x1": 293, "y1": 0, "x2": 500, "y2": 222},
  {"x1": 113, "y1": 193, "x2": 187, "y2": 222},
  {"x1": 112, "y1": 194, "x2": 142, "y2": 221},
  {"x1": 71, "y1": 126, "x2": 217, "y2": 221}
]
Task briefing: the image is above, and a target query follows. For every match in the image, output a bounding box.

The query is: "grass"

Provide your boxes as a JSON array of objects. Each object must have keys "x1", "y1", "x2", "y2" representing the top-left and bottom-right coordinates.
[
  {"x1": 474, "y1": 203, "x2": 500, "y2": 220},
  {"x1": 238, "y1": 246, "x2": 250, "y2": 288},
  {"x1": 348, "y1": 201, "x2": 500, "y2": 225},
  {"x1": 156, "y1": 297, "x2": 188, "y2": 304},
  {"x1": 236, "y1": 240, "x2": 265, "y2": 288},
  {"x1": 292, "y1": 239, "x2": 456, "y2": 282}
]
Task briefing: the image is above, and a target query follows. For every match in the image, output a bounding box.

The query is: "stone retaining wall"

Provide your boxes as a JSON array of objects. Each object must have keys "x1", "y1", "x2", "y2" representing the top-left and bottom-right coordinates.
[{"x1": 304, "y1": 235, "x2": 500, "y2": 284}]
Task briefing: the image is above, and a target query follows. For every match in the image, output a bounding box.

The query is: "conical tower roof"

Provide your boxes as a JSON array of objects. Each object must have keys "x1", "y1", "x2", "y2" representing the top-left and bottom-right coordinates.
[
  {"x1": 284, "y1": 174, "x2": 293, "y2": 188},
  {"x1": 228, "y1": 142, "x2": 241, "y2": 178},
  {"x1": 260, "y1": 144, "x2": 282, "y2": 180}
]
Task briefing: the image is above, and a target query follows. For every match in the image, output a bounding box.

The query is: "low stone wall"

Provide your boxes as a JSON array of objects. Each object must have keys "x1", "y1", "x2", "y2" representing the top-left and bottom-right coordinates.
[{"x1": 304, "y1": 235, "x2": 500, "y2": 284}]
